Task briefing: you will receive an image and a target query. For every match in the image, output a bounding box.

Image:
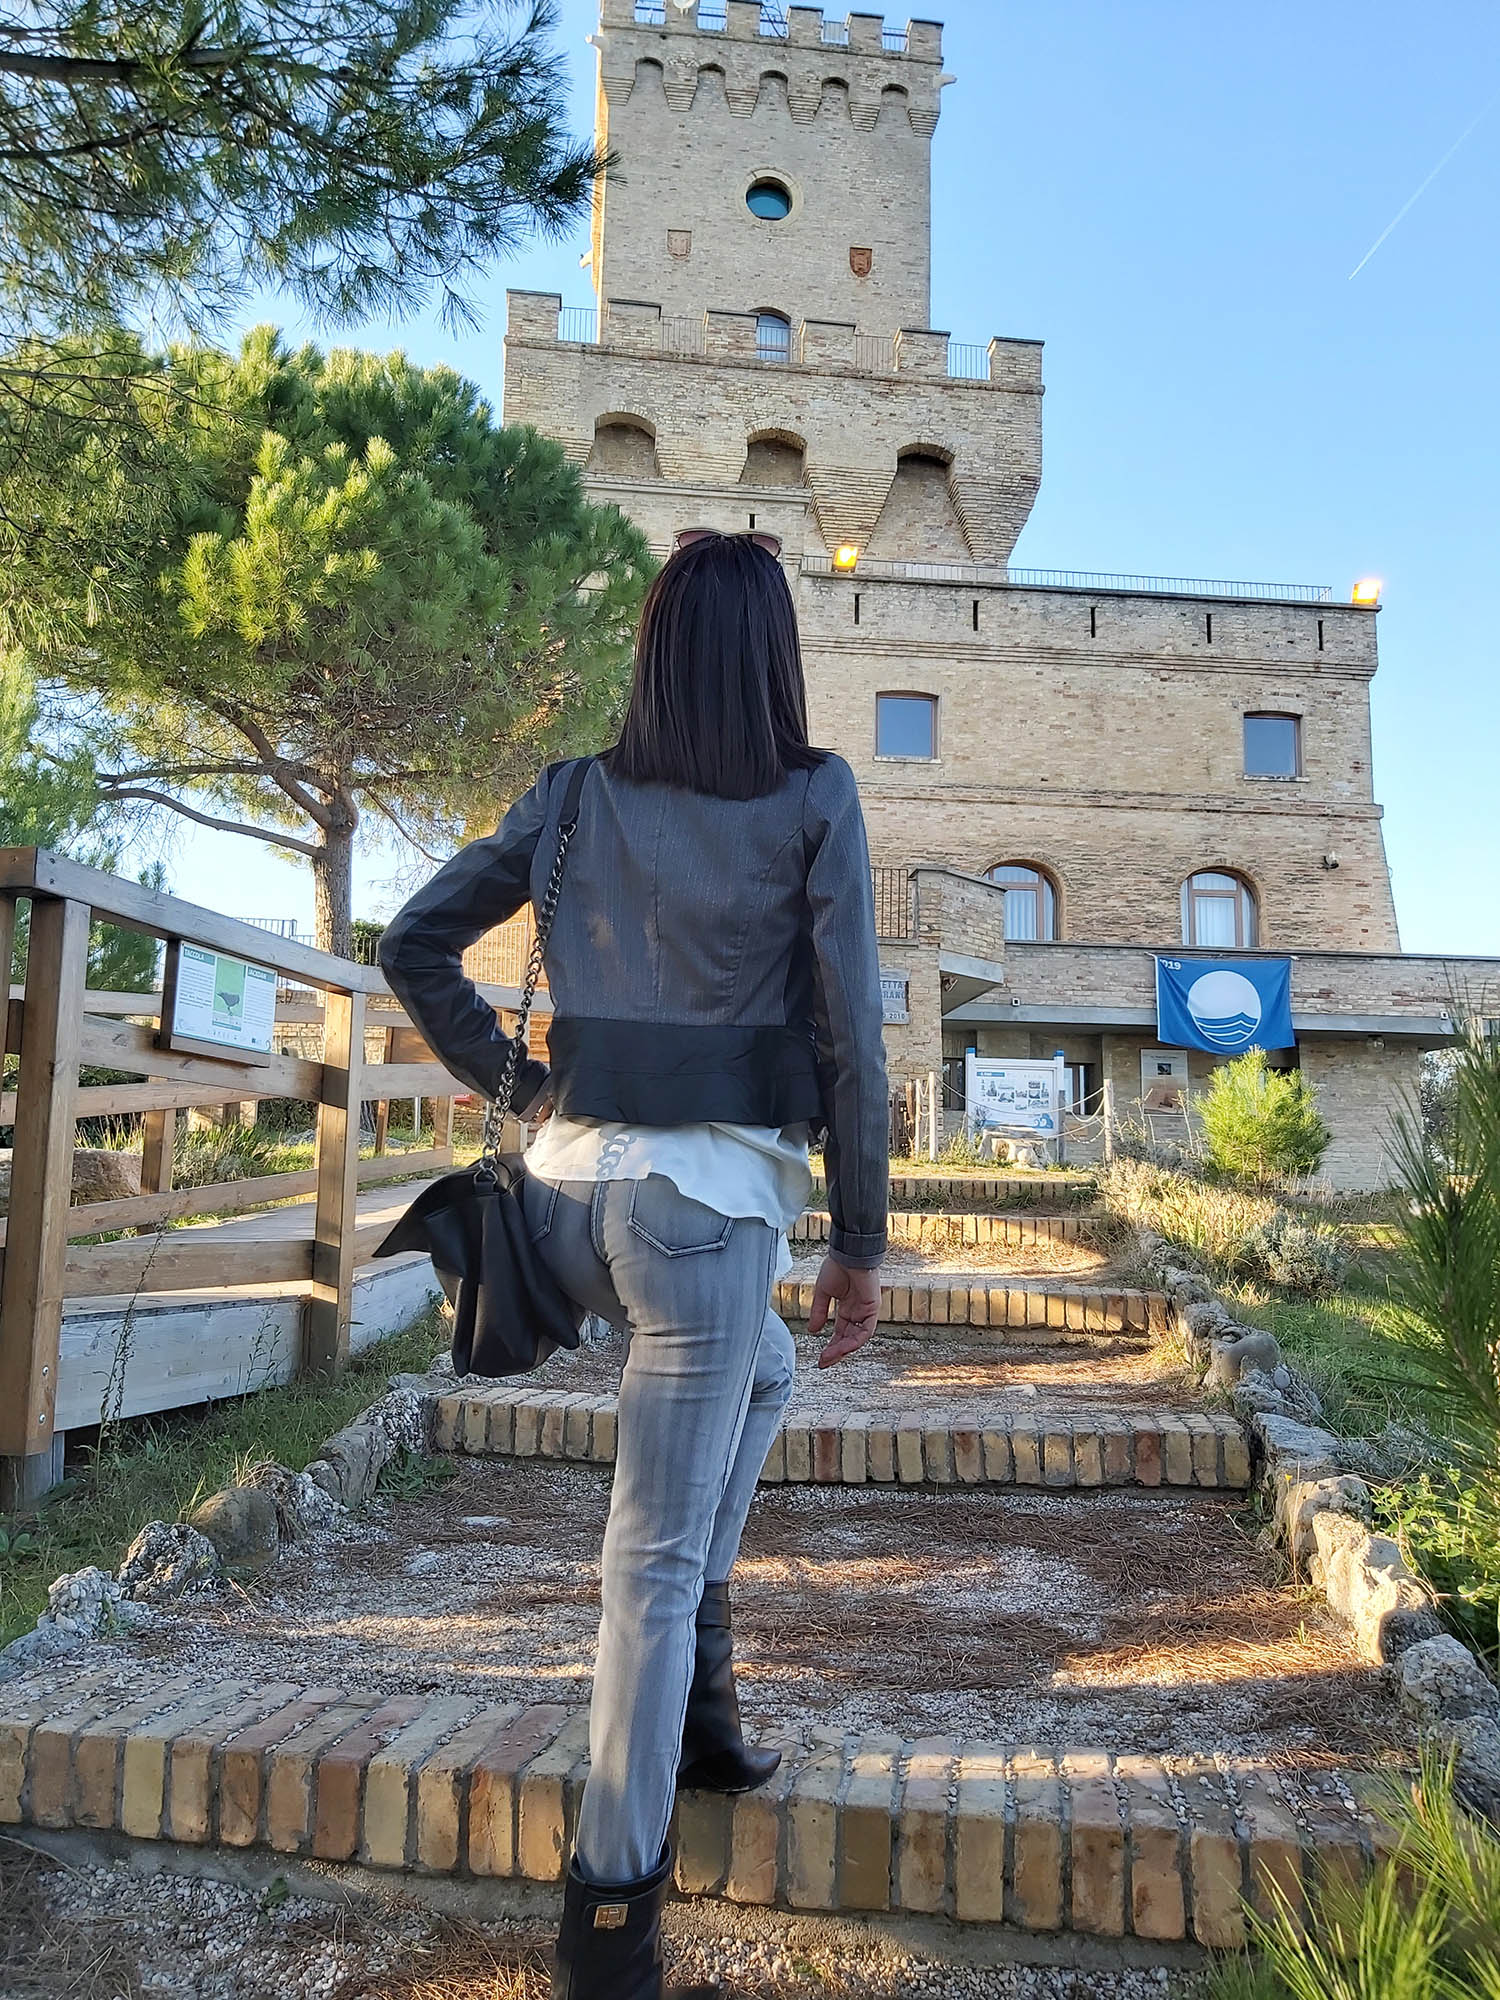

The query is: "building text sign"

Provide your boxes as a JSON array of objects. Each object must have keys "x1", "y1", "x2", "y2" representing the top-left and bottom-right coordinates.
[
  {"x1": 880, "y1": 972, "x2": 909, "y2": 1025},
  {"x1": 161, "y1": 942, "x2": 278, "y2": 1063},
  {"x1": 965, "y1": 1054, "x2": 1065, "y2": 1135}
]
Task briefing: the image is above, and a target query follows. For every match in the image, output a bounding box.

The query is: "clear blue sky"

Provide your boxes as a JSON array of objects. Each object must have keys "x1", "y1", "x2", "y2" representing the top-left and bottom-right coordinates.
[{"x1": 158, "y1": 0, "x2": 1500, "y2": 957}]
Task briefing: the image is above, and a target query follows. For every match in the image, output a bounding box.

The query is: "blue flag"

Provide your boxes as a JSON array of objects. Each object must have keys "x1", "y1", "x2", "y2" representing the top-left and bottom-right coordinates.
[{"x1": 1155, "y1": 957, "x2": 1294, "y2": 1056}]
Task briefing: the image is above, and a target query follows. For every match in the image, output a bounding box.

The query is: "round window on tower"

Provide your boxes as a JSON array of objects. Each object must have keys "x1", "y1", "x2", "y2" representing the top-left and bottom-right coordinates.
[{"x1": 746, "y1": 178, "x2": 793, "y2": 221}]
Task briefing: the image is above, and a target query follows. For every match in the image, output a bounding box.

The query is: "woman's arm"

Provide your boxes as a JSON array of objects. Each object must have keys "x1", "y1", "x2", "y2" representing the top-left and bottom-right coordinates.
[
  {"x1": 378, "y1": 770, "x2": 554, "y2": 1115},
  {"x1": 803, "y1": 755, "x2": 890, "y2": 1273}
]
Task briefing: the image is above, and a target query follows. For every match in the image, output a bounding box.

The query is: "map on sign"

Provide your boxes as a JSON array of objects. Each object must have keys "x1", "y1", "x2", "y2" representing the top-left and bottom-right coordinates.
[{"x1": 167, "y1": 943, "x2": 278, "y2": 1058}]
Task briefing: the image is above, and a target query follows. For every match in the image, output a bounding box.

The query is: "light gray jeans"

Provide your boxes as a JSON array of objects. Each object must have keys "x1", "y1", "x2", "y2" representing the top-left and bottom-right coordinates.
[{"x1": 523, "y1": 1172, "x2": 797, "y2": 1886}]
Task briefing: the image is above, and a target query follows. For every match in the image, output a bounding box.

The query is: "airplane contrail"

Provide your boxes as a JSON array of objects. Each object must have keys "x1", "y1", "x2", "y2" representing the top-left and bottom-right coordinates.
[{"x1": 1349, "y1": 87, "x2": 1500, "y2": 279}]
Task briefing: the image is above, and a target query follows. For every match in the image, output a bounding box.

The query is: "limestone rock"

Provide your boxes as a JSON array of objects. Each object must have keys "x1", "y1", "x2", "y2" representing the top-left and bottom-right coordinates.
[
  {"x1": 1184, "y1": 1300, "x2": 1235, "y2": 1340},
  {"x1": 188, "y1": 1486, "x2": 280, "y2": 1569},
  {"x1": 365, "y1": 1382, "x2": 434, "y2": 1454},
  {"x1": 1232, "y1": 1370, "x2": 1290, "y2": 1418},
  {"x1": 1311, "y1": 1512, "x2": 1440, "y2": 1662},
  {"x1": 1206, "y1": 1327, "x2": 1282, "y2": 1389},
  {"x1": 116, "y1": 1521, "x2": 222, "y2": 1603},
  {"x1": 303, "y1": 1458, "x2": 343, "y2": 1500},
  {"x1": 315, "y1": 1420, "x2": 395, "y2": 1507},
  {"x1": 1279, "y1": 1473, "x2": 1371, "y2": 1565},
  {"x1": 1398, "y1": 1634, "x2": 1500, "y2": 1726},
  {"x1": 1448, "y1": 1716, "x2": 1500, "y2": 1818},
  {"x1": 46, "y1": 1565, "x2": 125, "y2": 1636},
  {"x1": 1255, "y1": 1412, "x2": 1343, "y2": 1479},
  {"x1": 0, "y1": 1619, "x2": 88, "y2": 1684},
  {"x1": 0, "y1": 1145, "x2": 142, "y2": 1216}
]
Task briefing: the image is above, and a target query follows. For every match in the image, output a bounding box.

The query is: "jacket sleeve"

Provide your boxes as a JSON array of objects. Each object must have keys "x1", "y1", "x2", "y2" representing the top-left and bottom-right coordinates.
[
  {"x1": 804, "y1": 755, "x2": 889, "y2": 1268},
  {"x1": 378, "y1": 770, "x2": 553, "y2": 1115}
]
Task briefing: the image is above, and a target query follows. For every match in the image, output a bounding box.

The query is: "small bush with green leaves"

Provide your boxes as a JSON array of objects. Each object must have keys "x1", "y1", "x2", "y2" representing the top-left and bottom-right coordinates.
[
  {"x1": 1243, "y1": 1210, "x2": 1350, "y2": 1297},
  {"x1": 1200, "y1": 1048, "x2": 1331, "y2": 1184}
]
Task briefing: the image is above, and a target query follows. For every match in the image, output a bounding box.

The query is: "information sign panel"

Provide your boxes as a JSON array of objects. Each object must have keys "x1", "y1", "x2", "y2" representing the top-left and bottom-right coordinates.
[
  {"x1": 160, "y1": 941, "x2": 278, "y2": 1064},
  {"x1": 964, "y1": 1054, "x2": 1065, "y2": 1136}
]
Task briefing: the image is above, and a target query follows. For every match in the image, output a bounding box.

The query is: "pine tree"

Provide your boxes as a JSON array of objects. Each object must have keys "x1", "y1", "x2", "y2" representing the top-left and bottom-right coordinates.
[{"x1": 17, "y1": 330, "x2": 654, "y2": 954}]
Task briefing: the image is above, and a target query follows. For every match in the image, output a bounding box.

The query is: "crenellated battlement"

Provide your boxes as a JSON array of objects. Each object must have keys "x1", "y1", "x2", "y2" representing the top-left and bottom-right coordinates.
[
  {"x1": 599, "y1": 3, "x2": 942, "y2": 66},
  {"x1": 595, "y1": 3, "x2": 947, "y2": 136}
]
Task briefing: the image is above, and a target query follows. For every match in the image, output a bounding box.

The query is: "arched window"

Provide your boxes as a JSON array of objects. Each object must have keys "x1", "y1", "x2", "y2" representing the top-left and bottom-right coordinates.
[
  {"x1": 986, "y1": 862, "x2": 1058, "y2": 942},
  {"x1": 755, "y1": 311, "x2": 792, "y2": 364},
  {"x1": 1182, "y1": 871, "x2": 1258, "y2": 949}
]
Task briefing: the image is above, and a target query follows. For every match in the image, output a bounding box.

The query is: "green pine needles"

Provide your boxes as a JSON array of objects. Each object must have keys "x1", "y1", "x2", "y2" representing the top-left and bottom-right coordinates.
[{"x1": 1201, "y1": 1049, "x2": 1333, "y2": 1184}]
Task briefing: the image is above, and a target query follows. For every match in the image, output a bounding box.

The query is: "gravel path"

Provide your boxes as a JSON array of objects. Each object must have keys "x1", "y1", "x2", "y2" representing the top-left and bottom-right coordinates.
[
  {"x1": 2, "y1": 1848, "x2": 1206, "y2": 2000},
  {"x1": 109, "y1": 1454, "x2": 1405, "y2": 1762}
]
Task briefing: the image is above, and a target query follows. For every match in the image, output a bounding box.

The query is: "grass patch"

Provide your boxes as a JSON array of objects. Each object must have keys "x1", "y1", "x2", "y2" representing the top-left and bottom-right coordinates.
[
  {"x1": 1221, "y1": 1248, "x2": 1452, "y2": 1440},
  {"x1": 0, "y1": 1306, "x2": 447, "y2": 1648}
]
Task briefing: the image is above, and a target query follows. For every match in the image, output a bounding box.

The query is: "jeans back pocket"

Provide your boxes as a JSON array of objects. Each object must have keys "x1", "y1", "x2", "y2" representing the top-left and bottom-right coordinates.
[{"x1": 625, "y1": 1176, "x2": 735, "y2": 1257}]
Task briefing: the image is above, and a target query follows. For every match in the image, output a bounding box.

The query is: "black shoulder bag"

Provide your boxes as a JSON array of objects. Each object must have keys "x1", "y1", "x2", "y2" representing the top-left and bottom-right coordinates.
[{"x1": 371, "y1": 758, "x2": 593, "y2": 1377}]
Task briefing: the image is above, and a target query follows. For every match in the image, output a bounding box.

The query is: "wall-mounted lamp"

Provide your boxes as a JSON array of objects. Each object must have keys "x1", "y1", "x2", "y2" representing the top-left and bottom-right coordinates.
[
  {"x1": 1351, "y1": 577, "x2": 1383, "y2": 607},
  {"x1": 833, "y1": 544, "x2": 861, "y2": 571}
]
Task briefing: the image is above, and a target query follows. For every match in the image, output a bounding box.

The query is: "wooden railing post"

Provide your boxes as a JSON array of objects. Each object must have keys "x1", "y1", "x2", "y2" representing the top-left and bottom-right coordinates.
[
  {"x1": 305, "y1": 986, "x2": 365, "y2": 1381},
  {"x1": 0, "y1": 895, "x2": 89, "y2": 1505}
]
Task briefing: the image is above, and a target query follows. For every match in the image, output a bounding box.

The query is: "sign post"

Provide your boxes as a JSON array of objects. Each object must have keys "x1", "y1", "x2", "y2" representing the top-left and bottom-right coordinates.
[
  {"x1": 159, "y1": 941, "x2": 278, "y2": 1064},
  {"x1": 964, "y1": 1053, "x2": 1068, "y2": 1163}
]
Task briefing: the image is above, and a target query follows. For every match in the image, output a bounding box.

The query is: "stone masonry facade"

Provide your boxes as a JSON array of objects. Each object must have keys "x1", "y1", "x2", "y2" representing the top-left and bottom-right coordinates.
[{"x1": 493, "y1": 1, "x2": 1498, "y2": 1190}]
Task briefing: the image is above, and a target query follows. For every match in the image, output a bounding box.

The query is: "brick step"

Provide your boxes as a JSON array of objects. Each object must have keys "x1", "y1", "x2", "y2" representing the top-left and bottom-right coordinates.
[
  {"x1": 0, "y1": 1669, "x2": 1392, "y2": 1949},
  {"x1": 793, "y1": 1208, "x2": 1104, "y2": 1248},
  {"x1": 433, "y1": 1387, "x2": 1251, "y2": 1491},
  {"x1": 775, "y1": 1277, "x2": 1169, "y2": 1337},
  {"x1": 813, "y1": 1173, "x2": 1098, "y2": 1213}
]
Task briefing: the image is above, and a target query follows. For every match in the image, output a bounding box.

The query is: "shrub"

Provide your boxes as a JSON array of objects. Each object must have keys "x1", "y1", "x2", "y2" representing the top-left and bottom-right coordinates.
[
  {"x1": 1200, "y1": 1049, "x2": 1331, "y2": 1184},
  {"x1": 1242, "y1": 1210, "x2": 1350, "y2": 1297},
  {"x1": 1097, "y1": 1156, "x2": 1278, "y2": 1279}
]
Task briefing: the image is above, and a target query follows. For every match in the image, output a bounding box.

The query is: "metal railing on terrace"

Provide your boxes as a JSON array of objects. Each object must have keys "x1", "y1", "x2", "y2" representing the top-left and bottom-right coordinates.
[
  {"x1": 554, "y1": 307, "x2": 998, "y2": 384},
  {"x1": 801, "y1": 553, "x2": 1334, "y2": 605}
]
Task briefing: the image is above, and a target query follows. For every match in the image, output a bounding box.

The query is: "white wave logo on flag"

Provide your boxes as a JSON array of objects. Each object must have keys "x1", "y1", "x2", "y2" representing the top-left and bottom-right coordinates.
[{"x1": 1185, "y1": 969, "x2": 1263, "y2": 1050}]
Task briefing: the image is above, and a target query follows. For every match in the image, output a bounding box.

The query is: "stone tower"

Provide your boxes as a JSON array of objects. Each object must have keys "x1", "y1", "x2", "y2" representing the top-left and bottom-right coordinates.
[
  {"x1": 503, "y1": 4, "x2": 1042, "y2": 566},
  {"x1": 589, "y1": 0, "x2": 946, "y2": 338}
]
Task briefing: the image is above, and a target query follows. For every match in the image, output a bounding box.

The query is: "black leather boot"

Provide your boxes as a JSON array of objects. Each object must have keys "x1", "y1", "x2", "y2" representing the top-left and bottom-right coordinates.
[
  {"x1": 551, "y1": 1847, "x2": 716, "y2": 1999},
  {"x1": 677, "y1": 1582, "x2": 781, "y2": 1794}
]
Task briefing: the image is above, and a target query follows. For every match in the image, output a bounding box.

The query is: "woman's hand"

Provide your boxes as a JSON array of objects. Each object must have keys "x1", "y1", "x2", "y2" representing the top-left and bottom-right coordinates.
[{"x1": 809, "y1": 1257, "x2": 882, "y2": 1368}]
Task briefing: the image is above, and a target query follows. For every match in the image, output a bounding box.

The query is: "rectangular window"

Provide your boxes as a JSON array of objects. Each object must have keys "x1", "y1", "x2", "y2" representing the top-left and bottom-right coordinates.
[
  {"x1": 1243, "y1": 712, "x2": 1302, "y2": 777},
  {"x1": 876, "y1": 693, "x2": 937, "y2": 760}
]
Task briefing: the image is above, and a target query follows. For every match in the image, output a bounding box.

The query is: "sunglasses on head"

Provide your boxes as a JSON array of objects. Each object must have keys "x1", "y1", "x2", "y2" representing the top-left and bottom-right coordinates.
[{"x1": 673, "y1": 526, "x2": 783, "y2": 558}]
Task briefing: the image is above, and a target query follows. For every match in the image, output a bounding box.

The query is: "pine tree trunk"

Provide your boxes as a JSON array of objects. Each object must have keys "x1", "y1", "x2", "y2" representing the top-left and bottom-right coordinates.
[{"x1": 312, "y1": 823, "x2": 355, "y2": 958}]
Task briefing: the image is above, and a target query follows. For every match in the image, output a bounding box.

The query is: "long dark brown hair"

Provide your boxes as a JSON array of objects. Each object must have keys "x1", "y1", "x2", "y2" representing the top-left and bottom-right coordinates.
[{"x1": 608, "y1": 533, "x2": 823, "y2": 798}]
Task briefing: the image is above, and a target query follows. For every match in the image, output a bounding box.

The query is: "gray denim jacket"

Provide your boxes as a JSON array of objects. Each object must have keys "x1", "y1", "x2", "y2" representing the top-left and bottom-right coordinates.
[{"x1": 380, "y1": 752, "x2": 889, "y2": 1268}]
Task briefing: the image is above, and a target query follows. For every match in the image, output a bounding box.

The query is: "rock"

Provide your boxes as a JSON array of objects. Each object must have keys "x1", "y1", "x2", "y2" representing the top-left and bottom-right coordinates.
[
  {"x1": 187, "y1": 1486, "x2": 280, "y2": 1569},
  {"x1": 315, "y1": 1420, "x2": 396, "y2": 1507},
  {"x1": 1206, "y1": 1327, "x2": 1282, "y2": 1389},
  {"x1": 0, "y1": 1145, "x2": 142, "y2": 1217},
  {"x1": 1448, "y1": 1716, "x2": 1500, "y2": 1818},
  {"x1": 1311, "y1": 1512, "x2": 1441, "y2": 1662},
  {"x1": 1279, "y1": 1473, "x2": 1371, "y2": 1564},
  {"x1": 1255, "y1": 1412, "x2": 1343, "y2": 1479},
  {"x1": 1232, "y1": 1370, "x2": 1290, "y2": 1418},
  {"x1": 1184, "y1": 1299, "x2": 1235, "y2": 1340},
  {"x1": 1163, "y1": 1267, "x2": 1212, "y2": 1307},
  {"x1": 1272, "y1": 1364, "x2": 1293, "y2": 1390},
  {"x1": 367, "y1": 1382, "x2": 435, "y2": 1454},
  {"x1": 116, "y1": 1521, "x2": 222, "y2": 1603},
  {"x1": 237, "y1": 1461, "x2": 345, "y2": 1538},
  {"x1": 1398, "y1": 1634, "x2": 1500, "y2": 1726},
  {"x1": 0, "y1": 1619, "x2": 86, "y2": 1683},
  {"x1": 46, "y1": 1565, "x2": 124, "y2": 1636},
  {"x1": 303, "y1": 1458, "x2": 343, "y2": 1500}
]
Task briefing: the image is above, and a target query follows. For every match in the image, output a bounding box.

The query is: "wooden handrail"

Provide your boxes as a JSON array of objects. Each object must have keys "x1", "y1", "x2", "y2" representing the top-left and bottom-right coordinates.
[
  {"x1": 0, "y1": 848, "x2": 390, "y2": 994},
  {"x1": 0, "y1": 856, "x2": 472, "y2": 1497}
]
